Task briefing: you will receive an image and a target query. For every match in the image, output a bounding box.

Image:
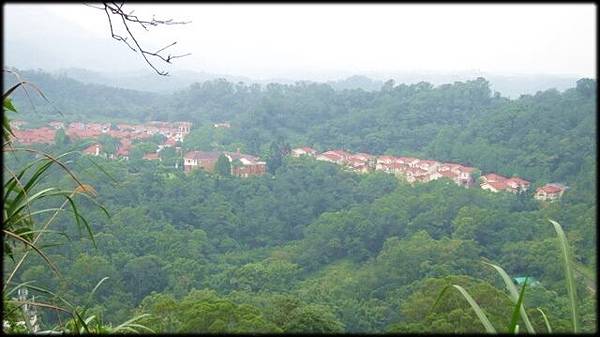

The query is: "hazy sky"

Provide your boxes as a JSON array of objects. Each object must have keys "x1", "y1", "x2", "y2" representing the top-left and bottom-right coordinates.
[{"x1": 4, "y1": 3, "x2": 596, "y2": 79}]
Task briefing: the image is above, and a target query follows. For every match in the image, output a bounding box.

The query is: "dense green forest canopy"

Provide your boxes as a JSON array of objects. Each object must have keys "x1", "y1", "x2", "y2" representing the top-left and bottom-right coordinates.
[
  {"x1": 3, "y1": 70, "x2": 596, "y2": 333},
  {"x1": 7, "y1": 69, "x2": 595, "y2": 186}
]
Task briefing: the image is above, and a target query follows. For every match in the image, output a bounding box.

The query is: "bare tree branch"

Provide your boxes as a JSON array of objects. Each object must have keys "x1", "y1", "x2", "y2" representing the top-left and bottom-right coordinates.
[{"x1": 86, "y1": 2, "x2": 191, "y2": 76}]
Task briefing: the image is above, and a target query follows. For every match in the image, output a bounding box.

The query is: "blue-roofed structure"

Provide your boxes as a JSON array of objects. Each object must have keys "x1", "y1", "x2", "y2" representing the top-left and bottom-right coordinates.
[{"x1": 513, "y1": 276, "x2": 540, "y2": 287}]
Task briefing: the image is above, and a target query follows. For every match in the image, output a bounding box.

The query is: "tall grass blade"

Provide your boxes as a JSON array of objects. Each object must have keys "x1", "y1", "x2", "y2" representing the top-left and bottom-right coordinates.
[
  {"x1": 452, "y1": 284, "x2": 497, "y2": 333},
  {"x1": 508, "y1": 277, "x2": 527, "y2": 333},
  {"x1": 86, "y1": 277, "x2": 109, "y2": 307},
  {"x1": 549, "y1": 219, "x2": 579, "y2": 332},
  {"x1": 482, "y1": 261, "x2": 535, "y2": 333},
  {"x1": 430, "y1": 284, "x2": 452, "y2": 313},
  {"x1": 2, "y1": 229, "x2": 61, "y2": 278},
  {"x1": 112, "y1": 314, "x2": 155, "y2": 333},
  {"x1": 536, "y1": 307, "x2": 552, "y2": 333}
]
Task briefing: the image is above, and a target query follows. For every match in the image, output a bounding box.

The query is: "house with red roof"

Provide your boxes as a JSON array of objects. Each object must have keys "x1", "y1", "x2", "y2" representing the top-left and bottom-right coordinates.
[
  {"x1": 455, "y1": 165, "x2": 476, "y2": 187},
  {"x1": 347, "y1": 161, "x2": 370, "y2": 174},
  {"x1": 376, "y1": 156, "x2": 399, "y2": 171},
  {"x1": 375, "y1": 161, "x2": 393, "y2": 173},
  {"x1": 388, "y1": 162, "x2": 408, "y2": 175},
  {"x1": 377, "y1": 155, "x2": 397, "y2": 165},
  {"x1": 534, "y1": 184, "x2": 567, "y2": 201},
  {"x1": 404, "y1": 157, "x2": 421, "y2": 168},
  {"x1": 480, "y1": 180, "x2": 508, "y2": 193},
  {"x1": 438, "y1": 163, "x2": 462, "y2": 173},
  {"x1": 9, "y1": 120, "x2": 26, "y2": 130},
  {"x1": 291, "y1": 147, "x2": 318, "y2": 157},
  {"x1": 405, "y1": 167, "x2": 429, "y2": 183},
  {"x1": 349, "y1": 153, "x2": 374, "y2": 162},
  {"x1": 116, "y1": 139, "x2": 132, "y2": 160},
  {"x1": 224, "y1": 151, "x2": 267, "y2": 177},
  {"x1": 163, "y1": 138, "x2": 178, "y2": 148},
  {"x1": 505, "y1": 177, "x2": 531, "y2": 193},
  {"x1": 480, "y1": 173, "x2": 529, "y2": 193},
  {"x1": 417, "y1": 159, "x2": 440, "y2": 172},
  {"x1": 12, "y1": 127, "x2": 56, "y2": 145},
  {"x1": 83, "y1": 143, "x2": 102, "y2": 156},
  {"x1": 480, "y1": 173, "x2": 508, "y2": 184},
  {"x1": 49, "y1": 121, "x2": 65, "y2": 129},
  {"x1": 439, "y1": 169, "x2": 460, "y2": 181},
  {"x1": 142, "y1": 152, "x2": 161, "y2": 161},
  {"x1": 183, "y1": 150, "x2": 222, "y2": 173},
  {"x1": 316, "y1": 150, "x2": 350, "y2": 165}
]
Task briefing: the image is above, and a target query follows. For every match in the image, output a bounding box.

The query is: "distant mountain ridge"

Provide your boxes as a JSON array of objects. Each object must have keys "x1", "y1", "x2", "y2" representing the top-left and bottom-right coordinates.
[{"x1": 43, "y1": 67, "x2": 585, "y2": 98}]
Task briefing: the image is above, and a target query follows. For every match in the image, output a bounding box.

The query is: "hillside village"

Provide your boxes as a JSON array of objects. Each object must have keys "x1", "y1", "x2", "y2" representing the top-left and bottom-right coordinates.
[
  {"x1": 291, "y1": 147, "x2": 566, "y2": 201},
  {"x1": 9, "y1": 120, "x2": 567, "y2": 201}
]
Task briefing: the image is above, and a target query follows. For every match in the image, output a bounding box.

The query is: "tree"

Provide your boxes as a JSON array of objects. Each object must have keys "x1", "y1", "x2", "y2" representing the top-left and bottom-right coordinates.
[
  {"x1": 575, "y1": 78, "x2": 596, "y2": 98},
  {"x1": 175, "y1": 289, "x2": 282, "y2": 333},
  {"x1": 54, "y1": 127, "x2": 70, "y2": 146},
  {"x1": 215, "y1": 154, "x2": 231, "y2": 177},
  {"x1": 159, "y1": 146, "x2": 178, "y2": 166},
  {"x1": 388, "y1": 276, "x2": 514, "y2": 333},
  {"x1": 151, "y1": 133, "x2": 166, "y2": 145},
  {"x1": 123, "y1": 255, "x2": 168, "y2": 303},
  {"x1": 266, "y1": 138, "x2": 290, "y2": 174},
  {"x1": 97, "y1": 134, "x2": 120, "y2": 155},
  {"x1": 283, "y1": 304, "x2": 345, "y2": 333}
]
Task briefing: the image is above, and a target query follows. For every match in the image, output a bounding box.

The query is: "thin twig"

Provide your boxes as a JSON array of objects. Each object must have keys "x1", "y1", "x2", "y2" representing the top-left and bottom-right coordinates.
[{"x1": 88, "y1": 2, "x2": 191, "y2": 75}]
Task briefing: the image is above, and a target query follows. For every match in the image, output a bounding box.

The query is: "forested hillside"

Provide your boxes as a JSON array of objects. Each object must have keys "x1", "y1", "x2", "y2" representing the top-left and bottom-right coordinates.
[
  {"x1": 3, "y1": 70, "x2": 596, "y2": 333},
  {"x1": 8, "y1": 70, "x2": 595, "y2": 197}
]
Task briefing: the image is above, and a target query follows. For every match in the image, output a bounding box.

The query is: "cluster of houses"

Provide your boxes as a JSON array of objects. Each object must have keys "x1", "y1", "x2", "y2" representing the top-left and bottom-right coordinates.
[
  {"x1": 7, "y1": 120, "x2": 569, "y2": 199},
  {"x1": 183, "y1": 149, "x2": 266, "y2": 178},
  {"x1": 291, "y1": 147, "x2": 567, "y2": 201},
  {"x1": 10, "y1": 120, "x2": 192, "y2": 160}
]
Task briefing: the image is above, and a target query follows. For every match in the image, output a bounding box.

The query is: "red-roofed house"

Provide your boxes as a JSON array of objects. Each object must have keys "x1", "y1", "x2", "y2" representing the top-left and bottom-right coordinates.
[
  {"x1": 349, "y1": 153, "x2": 374, "y2": 162},
  {"x1": 505, "y1": 177, "x2": 531, "y2": 193},
  {"x1": 225, "y1": 151, "x2": 267, "y2": 177},
  {"x1": 455, "y1": 165, "x2": 476, "y2": 187},
  {"x1": 291, "y1": 147, "x2": 318, "y2": 157},
  {"x1": 480, "y1": 180, "x2": 508, "y2": 193},
  {"x1": 116, "y1": 139, "x2": 132, "y2": 160},
  {"x1": 375, "y1": 161, "x2": 393, "y2": 173},
  {"x1": 534, "y1": 184, "x2": 567, "y2": 201},
  {"x1": 143, "y1": 152, "x2": 161, "y2": 161},
  {"x1": 377, "y1": 155, "x2": 396, "y2": 165},
  {"x1": 439, "y1": 169, "x2": 459, "y2": 180},
  {"x1": 376, "y1": 156, "x2": 398, "y2": 171},
  {"x1": 49, "y1": 121, "x2": 65, "y2": 129},
  {"x1": 438, "y1": 163, "x2": 462, "y2": 172},
  {"x1": 389, "y1": 162, "x2": 408, "y2": 175},
  {"x1": 83, "y1": 143, "x2": 102, "y2": 156},
  {"x1": 316, "y1": 150, "x2": 350, "y2": 165},
  {"x1": 347, "y1": 161, "x2": 370, "y2": 174},
  {"x1": 417, "y1": 159, "x2": 440, "y2": 172},
  {"x1": 12, "y1": 127, "x2": 56, "y2": 145},
  {"x1": 405, "y1": 167, "x2": 429, "y2": 183},
  {"x1": 481, "y1": 173, "x2": 508, "y2": 184},
  {"x1": 9, "y1": 120, "x2": 26, "y2": 130},
  {"x1": 164, "y1": 138, "x2": 178, "y2": 148},
  {"x1": 184, "y1": 151, "x2": 222, "y2": 173}
]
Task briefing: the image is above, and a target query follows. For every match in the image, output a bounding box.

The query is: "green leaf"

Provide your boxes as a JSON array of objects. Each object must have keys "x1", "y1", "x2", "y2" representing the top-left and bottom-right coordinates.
[
  {"x1": 536, "y1": 307, "x2": 553, "y2": 333},
  {"x1": 4, "y1": 97, "x2": 17, "y2": 112},
  {"x1": 452, "y1": 284, "x2": 496, "y2": 333},
  {"x1": 482, "y1": 261, "x2": 535, "y2": 333},
  {"x1": 431, "y1": 282, "x2": 497, "y2": 333},
  {"x1": 508, "y1": 277, "x2": 527, "y2": 333},
  {"x1": 549, "y1": 219, "x2": 579, "y2": 332}
]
